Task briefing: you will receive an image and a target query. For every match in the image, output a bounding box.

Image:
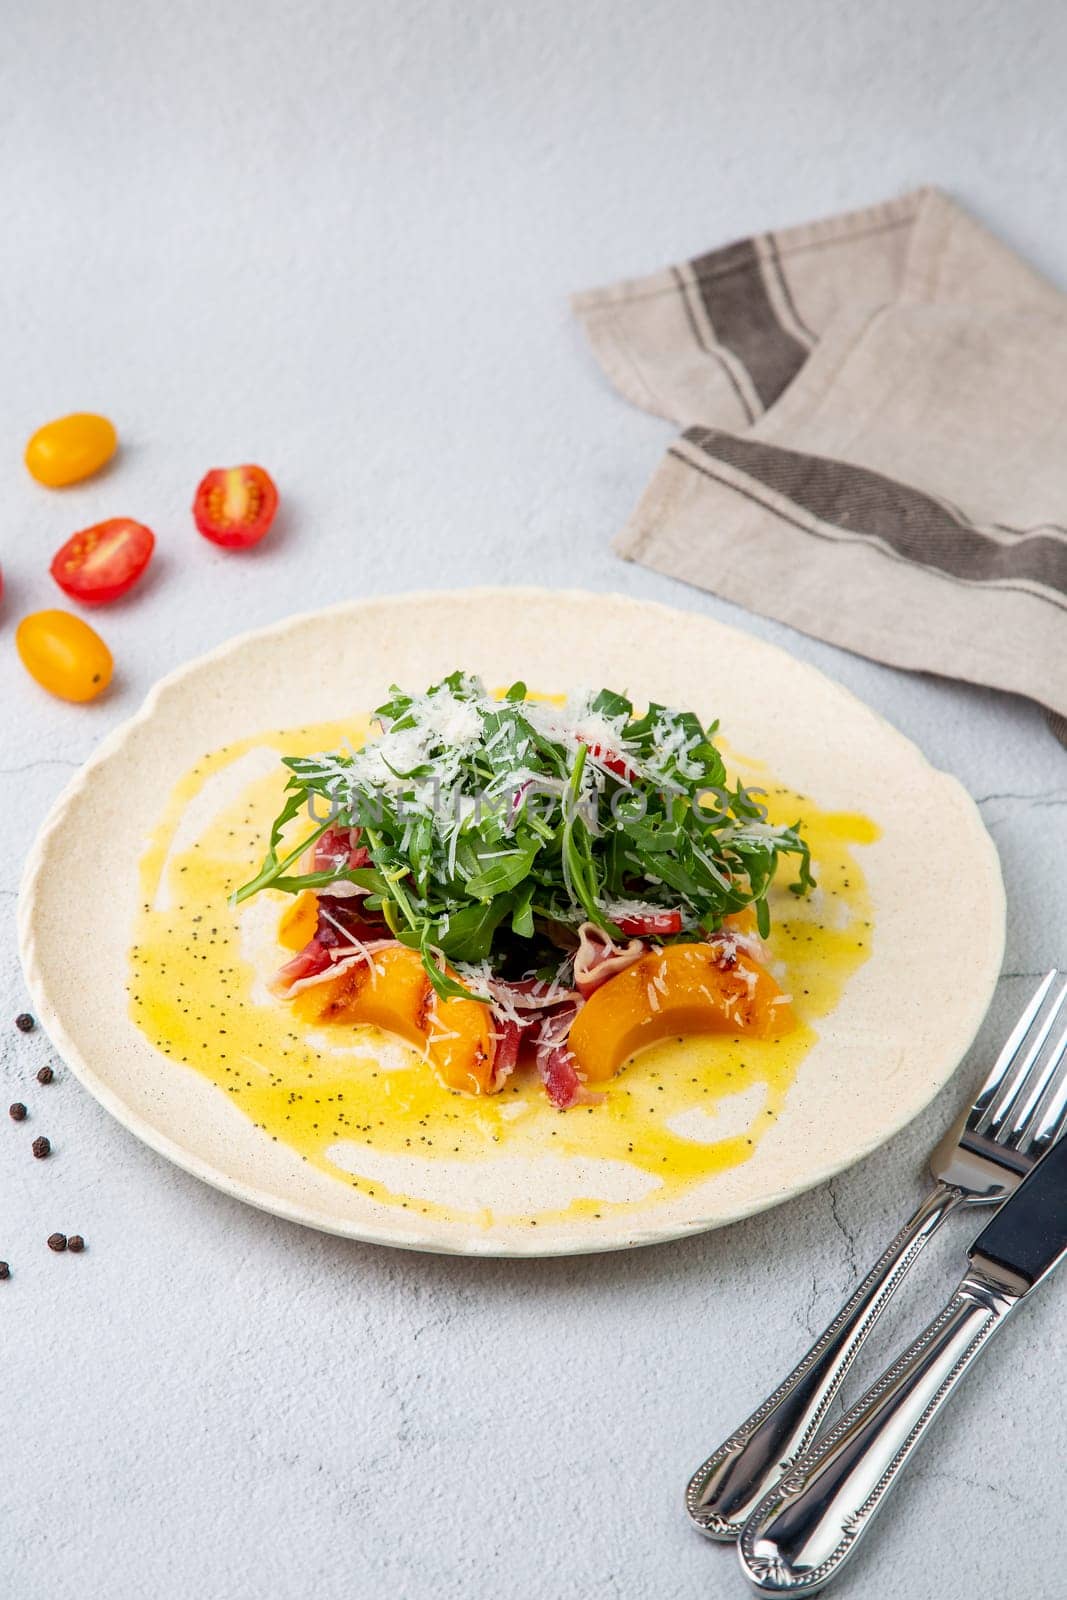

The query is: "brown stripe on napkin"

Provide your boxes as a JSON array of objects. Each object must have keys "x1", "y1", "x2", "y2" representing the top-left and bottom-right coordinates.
[
  {"x1": 682, "y1": 428, "x2": 1067, "y2": 601},
  {"x1": 572, "y1": 191, "x2": 923, "y2": 429},
  {"x1": 688, "y1": 240, "x2": 809, "y2": 411},
  {"x1": 574, "y1": 188, "x2": 1067, "y2": 739},
  {"x1": 669, "y1": 266, "x2": 759, "y2": 425}
]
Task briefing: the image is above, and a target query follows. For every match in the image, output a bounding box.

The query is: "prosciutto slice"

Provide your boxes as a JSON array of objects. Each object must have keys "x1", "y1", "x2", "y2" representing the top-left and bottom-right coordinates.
[
  {"x1": 486, "y1": 974, "x2": 579, "y2": 1013},
  {"x1": 315, "y1": 893, "x2": 389, "y2": 947},
  {"x1": 269, "y1": 889, "x2": 394, "y2": 999},
  {"x1": 534, "y1": 1004, "x2": 603, "y2": 1109},
  {"x1": 490, "y1": 1018, "x2": 524, "y2": 1089},
  {"x1": 269, "y1": 938, "x2": 398, "y2": 999},
  {"x1": 538, "y1": 1043, "x2": 584, "y2": 1109},
  {"x1": 294, "y1": 826, "x2": 372, "y2": 895},
  {"x1": 313, "y1": 825, "x2": 370, "y2": 874},
  {"x1": 270, "y1": 937, "x2": 335, "y2": 996},
  {"x1": 572, "y1": 922, "x2": 645, "y2": 999}
]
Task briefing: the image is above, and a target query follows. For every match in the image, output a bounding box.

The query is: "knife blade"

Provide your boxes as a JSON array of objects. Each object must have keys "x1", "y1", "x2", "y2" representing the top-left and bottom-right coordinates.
[
  {"x1": 970, "y1": 1125, "x2": 1067, "y2": 1290},
  {"x1": 737, "y1": 1131, "x2": 1067, "y2": 1594}
]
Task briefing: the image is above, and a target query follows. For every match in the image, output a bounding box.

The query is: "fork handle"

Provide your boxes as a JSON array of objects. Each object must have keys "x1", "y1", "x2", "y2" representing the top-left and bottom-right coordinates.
[
  {"x1": 737, "y1": 1262, "x2": 1019, "y2": 1592},
  {"x1": 686, "y1": 1181, "x2": 964, "y2": 1539}
]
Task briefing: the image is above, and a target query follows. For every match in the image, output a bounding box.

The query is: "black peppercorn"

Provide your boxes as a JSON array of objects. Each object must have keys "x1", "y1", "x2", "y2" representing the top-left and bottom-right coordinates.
[
  {"x1": 0, "y1": 1262, "x2": 9, "y2": 1279},
  {"x1": 67, "y1": 1235, "x2": 85, "y2": 1253},
  {"x1": 9, "y1": 1103, "x2": 27, "y2": 1122},
  {"x1": 15, "y1": 1013, "x2": 35, "y2": 1033},
  {"x1": 36, "y1": 1066, "x2": 54, "y2": 1085},
  {"x1": 47, "y1": 1233, "x2": 67, "y2": 1253},
  {"x1": 31, "y1": 1136, "x2": 51, "y2": 1159}
]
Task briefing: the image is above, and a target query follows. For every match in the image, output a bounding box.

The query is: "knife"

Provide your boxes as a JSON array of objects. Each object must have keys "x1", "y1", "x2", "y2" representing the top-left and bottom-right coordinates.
[{"x1": 737, "y1": 1127, "x2": 1067, "y2": 1594}]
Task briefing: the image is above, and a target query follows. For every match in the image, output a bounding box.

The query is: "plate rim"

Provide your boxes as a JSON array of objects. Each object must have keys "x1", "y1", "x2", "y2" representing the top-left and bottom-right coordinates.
[{"x1": 17, "y1": 586, "x2": 1006, "y2": 1256}]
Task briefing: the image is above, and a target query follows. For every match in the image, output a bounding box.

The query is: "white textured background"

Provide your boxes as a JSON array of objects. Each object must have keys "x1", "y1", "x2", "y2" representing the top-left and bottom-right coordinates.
[{"x1": 1, "y1": 3, "x2": 1066, "y2": 1596}]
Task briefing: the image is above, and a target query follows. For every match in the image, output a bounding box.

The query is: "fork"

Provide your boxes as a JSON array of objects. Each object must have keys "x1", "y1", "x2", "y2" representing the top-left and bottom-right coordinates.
[{"x1": 686, "y1": 971, "x2": 1067, "y2": 1541}]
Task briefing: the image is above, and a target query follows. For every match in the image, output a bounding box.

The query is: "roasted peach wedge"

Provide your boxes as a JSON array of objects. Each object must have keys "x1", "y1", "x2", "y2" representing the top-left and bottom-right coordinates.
[
  {"x1": 425, "y1": 987, "x2": 497, "y2": 1095},
  {"x1": 291, "y1": 944, "x2": 497, "y2": 1095},
  {"x1": 277, "y1": 890, "x2": 319, "y2": 952},
  {"x1": 568, "y1": 942, "x2": 794, "y2": 1084},
  {"x1": 291, "y1": 944, "x2": 428, "y2": 1041}
]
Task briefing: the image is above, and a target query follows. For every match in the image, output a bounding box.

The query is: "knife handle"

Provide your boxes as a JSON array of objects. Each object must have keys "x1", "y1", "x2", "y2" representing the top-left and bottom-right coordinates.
[
  {"x1": 736, "y1": 1262, "x2": 1020, "y2": 1594},
  {"x1": 686, "y1": 1181, "x2": 964, "y2": 1539}
]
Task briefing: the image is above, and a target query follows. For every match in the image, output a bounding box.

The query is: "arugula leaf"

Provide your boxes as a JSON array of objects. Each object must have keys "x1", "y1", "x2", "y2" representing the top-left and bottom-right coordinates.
[{"x1": 231, "y1": 789, "x2": 334, "y2": 905}]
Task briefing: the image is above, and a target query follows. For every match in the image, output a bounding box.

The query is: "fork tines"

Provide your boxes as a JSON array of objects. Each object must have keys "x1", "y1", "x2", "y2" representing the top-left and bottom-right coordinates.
[{"x1": 970, "y1": 972, "x2": 1067, "y2": 1160}]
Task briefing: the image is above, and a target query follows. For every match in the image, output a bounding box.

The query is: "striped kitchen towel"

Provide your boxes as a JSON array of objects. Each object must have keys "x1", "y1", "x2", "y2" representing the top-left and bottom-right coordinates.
[{"x1": 573, "y1": 188, "x2": 1067, "y2": 742}]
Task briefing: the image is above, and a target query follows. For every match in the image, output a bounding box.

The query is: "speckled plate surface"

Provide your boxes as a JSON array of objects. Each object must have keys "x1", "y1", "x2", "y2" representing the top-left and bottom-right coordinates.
[{"x1": 18, "y1": 590, "x2": 1005, "y2": 1255}]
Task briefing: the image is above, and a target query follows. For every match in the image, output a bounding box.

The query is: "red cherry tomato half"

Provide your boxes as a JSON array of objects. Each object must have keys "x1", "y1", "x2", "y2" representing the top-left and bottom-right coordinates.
[
  {"x1": 193, "y1": 465, "x2": 278, "y2": 549},
  {"x1": 50, "y1": 518, "x2": 155, "y2": 606}
]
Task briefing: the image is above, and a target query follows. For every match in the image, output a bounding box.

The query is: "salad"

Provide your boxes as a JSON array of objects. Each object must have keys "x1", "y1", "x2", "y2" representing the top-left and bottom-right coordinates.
[{"x1": 235, "y1": 673, "x2": 813, "y2": 1108}]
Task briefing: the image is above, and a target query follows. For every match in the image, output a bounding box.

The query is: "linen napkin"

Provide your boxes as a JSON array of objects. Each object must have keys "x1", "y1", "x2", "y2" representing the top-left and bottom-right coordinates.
[{"x1": 573, "y1": 188, "x2": 1067, "y2": 744}]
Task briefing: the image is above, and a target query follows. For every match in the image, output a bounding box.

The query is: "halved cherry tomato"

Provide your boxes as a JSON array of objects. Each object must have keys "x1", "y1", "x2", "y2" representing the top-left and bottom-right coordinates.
[
  {"x1": 25, "y1": 414, "x2": 118, "y2": 487},
  {"x1": 16, "y1": 610, "x2": 113, "y2": 702},
  {"x1": 193, "y1": 465, "x2": 277, "y2": 549},
  {"x1": 580, "y1": 739, "x2": 636, "y2": 781},
  {"x1": 613, "y1": 908, "x2": 683, "y2": 937},
  {"x1": 50, "y1": 518, "x2": 155, "y2": 606}
]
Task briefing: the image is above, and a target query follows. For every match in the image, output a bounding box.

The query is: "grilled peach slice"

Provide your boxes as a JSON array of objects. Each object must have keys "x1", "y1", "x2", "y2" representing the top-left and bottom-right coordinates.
[
  {"x1": 277, "y1": 890, "x2": 319, "y2": 952},
  {"x1": 425, "y1": 988, "x2": 498, "y2": 1095},
  {"x1": 291, "y1": 944, "x2": 429, "y2": 1044},
  {"x1": 291, "y1": 944, "x2": 497, "y2": 1094},
  {"x1": 568, "y1": 942, "x2": 794, "y2": 1084}
]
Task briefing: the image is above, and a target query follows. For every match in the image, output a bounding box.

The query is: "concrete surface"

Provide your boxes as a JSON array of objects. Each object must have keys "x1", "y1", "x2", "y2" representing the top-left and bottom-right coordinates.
[{"x1": 1, "y1": 2, "x2": 1065, "y2": 1596}]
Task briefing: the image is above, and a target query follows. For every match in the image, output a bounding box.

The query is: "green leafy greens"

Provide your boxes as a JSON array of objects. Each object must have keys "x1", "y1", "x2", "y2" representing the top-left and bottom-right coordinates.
[{"x1": 233, "y1": 672, "x2": 813, "y2": 1002}]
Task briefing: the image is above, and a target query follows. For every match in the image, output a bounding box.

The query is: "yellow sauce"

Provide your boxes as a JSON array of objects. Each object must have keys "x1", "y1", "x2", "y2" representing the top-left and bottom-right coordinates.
[{"x1": 128, "y1": 716, "x2": 877, "y2": 1228}]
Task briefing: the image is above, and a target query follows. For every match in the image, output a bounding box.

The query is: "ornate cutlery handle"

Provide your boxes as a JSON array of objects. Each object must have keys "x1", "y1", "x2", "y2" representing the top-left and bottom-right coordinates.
[
  {"x1": 736, "y1": 1261, "x2": 1019, "y2": 1593},
  {"x1": 686, "y1": 1182, "x2": 964, "y2": 1539}
]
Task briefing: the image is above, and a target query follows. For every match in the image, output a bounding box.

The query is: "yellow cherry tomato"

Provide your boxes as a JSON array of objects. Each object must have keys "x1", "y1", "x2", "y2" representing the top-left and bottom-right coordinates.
[
  {"x1": 24, "y1": 413, "x2": 118, "y2": 487},
  {"x1": 16, "y1": 610, "x2": 113, "y2": 702}
]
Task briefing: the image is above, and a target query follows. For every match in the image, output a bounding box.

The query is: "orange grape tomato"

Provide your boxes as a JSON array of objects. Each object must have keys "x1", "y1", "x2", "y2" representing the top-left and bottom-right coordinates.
[
  {"x1": 51, "y1": 519, "x2": 155, "y2": 606},
  {"x1": 193, "y1": 465, "x2": 278, "y2": 549},
  {"x1": 16, "y1": 610, "x2": 113, "y2": 702},
  {"x1": 25, "y1": 414, "x2": 118, "y2": 488}
]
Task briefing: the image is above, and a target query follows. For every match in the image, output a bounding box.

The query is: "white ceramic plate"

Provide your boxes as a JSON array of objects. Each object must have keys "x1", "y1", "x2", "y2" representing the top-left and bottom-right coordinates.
[{"x1": 18, "y1": 590, "x2": 1004, "y2": 1255}]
